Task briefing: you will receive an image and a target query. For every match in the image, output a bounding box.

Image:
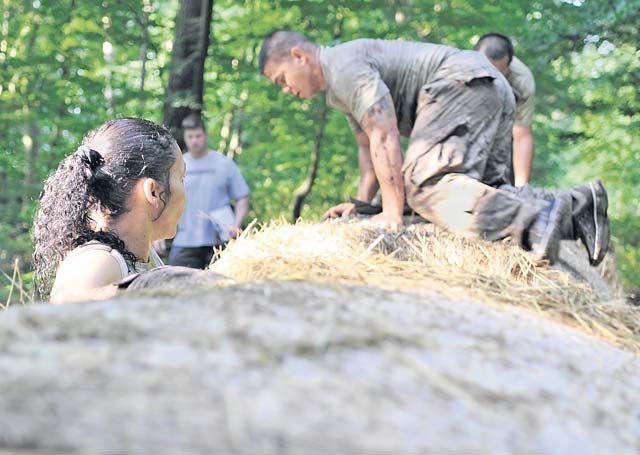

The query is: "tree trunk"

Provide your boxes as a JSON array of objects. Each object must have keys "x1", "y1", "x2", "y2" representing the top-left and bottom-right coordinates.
[
  {"x1": 292, "y1": 99, "x2": 328, "y2": 222},
  {"x1": 163, "y1": 0, "x2": 214, "y2": 150},
  {"x1": 226, "y1": 89, "x2": 248, "y2": 160},
  {"x1": 138, "y1": 0, "x2": 152, "y2": 115}
]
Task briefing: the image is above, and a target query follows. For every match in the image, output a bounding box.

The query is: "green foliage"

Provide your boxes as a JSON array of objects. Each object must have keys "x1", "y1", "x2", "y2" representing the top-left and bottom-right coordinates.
[
  {"x1": 0, "y1": 0, "x2": 176, "y2": 300},
  {"x1": 1, "y1": 0, "x2": 639, "y2": 298},
  {"x1": 554, "y1": 42, "x2": 640, "y2": 283}
]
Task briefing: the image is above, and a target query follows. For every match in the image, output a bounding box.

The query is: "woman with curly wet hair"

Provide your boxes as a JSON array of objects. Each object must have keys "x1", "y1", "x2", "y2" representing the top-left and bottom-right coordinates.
[{"x1": 33, "y1": 118, "x2": 186, "y2": 303}]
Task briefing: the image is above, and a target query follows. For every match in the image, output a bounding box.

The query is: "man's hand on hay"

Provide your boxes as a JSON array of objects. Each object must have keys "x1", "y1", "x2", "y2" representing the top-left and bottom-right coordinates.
[
  {"x1": 322, "y1": 202, "x2": 403, "y2": 230},
  {"x1": 368, "y1": 211, "x2": 403, "y2": 231},
  {"x1": 322, "y1": 202, "x2": 357, "y2": 220}
]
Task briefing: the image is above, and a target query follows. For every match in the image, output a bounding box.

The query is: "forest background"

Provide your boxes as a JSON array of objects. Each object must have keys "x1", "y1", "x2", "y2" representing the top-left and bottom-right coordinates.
[{"x1": 1, "y1": 0, "x2": 638, "y2": 300}]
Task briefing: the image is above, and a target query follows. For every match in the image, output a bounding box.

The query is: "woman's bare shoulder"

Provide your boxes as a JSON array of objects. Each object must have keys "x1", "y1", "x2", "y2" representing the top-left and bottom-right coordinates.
[{"x1": 50, "y1": 248, "x2": 125, "y2": 304}]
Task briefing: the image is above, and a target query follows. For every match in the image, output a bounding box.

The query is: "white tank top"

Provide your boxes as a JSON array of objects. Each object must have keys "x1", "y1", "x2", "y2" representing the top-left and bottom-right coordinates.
[{"x1": 66, "y1": 241, "x2": 164, "y2": 279}]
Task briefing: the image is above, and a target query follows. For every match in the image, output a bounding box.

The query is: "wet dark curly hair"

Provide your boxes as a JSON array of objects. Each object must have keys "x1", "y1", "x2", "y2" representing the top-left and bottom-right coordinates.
[{"x1": 33, "y1": 118, "x2": 178, "y2": 298}]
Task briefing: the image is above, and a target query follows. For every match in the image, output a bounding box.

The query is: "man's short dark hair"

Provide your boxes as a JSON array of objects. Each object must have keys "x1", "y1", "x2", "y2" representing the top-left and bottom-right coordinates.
[
  {"x1": 258, "y1": 30, "x2": 312, "y2": 75},
  {"x1": 181, "y1": 113, "x2": 206, "y2": 132},
  {"x1": 474, "y1": 33, "x2": 514, "y2": 63}
]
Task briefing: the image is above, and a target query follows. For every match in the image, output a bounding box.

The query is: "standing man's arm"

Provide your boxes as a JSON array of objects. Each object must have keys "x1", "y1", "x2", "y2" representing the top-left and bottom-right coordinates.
[
  {"x1": 511, "y1": 67, "x2": 535, "y2": 187},
  {"x1": 227, "y1": 159, "x2": 251, "y2": 239},
  {"x1": 232, "y1": 196, "x2": 250, "y2": 237},
  {"x1": 512, "y1": 125, "x2": 534, "y2": 187}
]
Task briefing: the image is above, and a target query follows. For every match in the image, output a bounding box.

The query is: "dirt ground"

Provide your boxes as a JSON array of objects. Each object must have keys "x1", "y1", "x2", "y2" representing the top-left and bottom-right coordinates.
[{"x1": 1, "y1": 280, "x2": 639, "y2": 454}]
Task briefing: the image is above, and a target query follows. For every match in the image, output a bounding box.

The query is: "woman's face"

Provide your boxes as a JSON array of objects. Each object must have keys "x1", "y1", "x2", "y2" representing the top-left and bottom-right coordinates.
[{"x1": 154, "y1": 144, "x2": 186, "y2": 239}]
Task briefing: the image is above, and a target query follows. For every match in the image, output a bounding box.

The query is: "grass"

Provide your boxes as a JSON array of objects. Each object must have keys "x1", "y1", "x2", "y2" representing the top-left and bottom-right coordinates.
[{"x1": 1, "y1": 258, "x2": 32, "y2": 309}]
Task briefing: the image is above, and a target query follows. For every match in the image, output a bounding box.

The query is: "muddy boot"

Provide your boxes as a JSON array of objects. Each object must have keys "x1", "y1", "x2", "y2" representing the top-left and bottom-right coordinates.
[
  {"x1": 524, "y1": 198, "x2": 564, "y2": 264},
  {"x1": 573, "y1": 179, "x2": 610, "y2": 266}
]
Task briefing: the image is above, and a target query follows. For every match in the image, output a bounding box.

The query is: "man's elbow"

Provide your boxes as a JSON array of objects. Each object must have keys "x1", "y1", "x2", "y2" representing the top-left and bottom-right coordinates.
[{"x1": 355, "y1": 131, "x2": 370, "y2": 148}]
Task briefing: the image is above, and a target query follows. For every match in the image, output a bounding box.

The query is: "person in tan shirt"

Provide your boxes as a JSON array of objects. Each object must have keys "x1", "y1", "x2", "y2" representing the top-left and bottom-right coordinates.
[{"x1": 475, "y1": 33, "x2": 535, "y2": 187}]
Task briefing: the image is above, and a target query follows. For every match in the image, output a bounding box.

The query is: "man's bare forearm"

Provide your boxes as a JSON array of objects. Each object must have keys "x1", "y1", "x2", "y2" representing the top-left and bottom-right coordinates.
[
  {"x1": 357, "y1": 144, "x2": 379, "y2": 202},
  {"x1": 359, "y1": 94, "x2": 404, "y2": 218},
  {"x1": 234, "y1": 196, "x2": 250, "y2": 228},
  {"x1": 368, "y1": 128, "x2": 404, "y2": 216},
  {"x1": 512, "y1": 125, "x2": 534, "y2": 187}
]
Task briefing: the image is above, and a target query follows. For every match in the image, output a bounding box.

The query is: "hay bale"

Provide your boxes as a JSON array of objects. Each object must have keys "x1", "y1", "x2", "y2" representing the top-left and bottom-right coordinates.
[
  {"x1": 2, "y1": 220, "x2": 638, "y2": 453},
  {"x1": 211, "y1": 220, "x2": 638, "y2": 352},
  {"x1": 1, "y1": 282, "x2": 640, "y2": 453}
]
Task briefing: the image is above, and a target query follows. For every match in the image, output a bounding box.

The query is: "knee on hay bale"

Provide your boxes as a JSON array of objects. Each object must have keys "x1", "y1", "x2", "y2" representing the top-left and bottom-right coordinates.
[{"x1": 209, "y1": 219, "x2": 639, "y2": 352}]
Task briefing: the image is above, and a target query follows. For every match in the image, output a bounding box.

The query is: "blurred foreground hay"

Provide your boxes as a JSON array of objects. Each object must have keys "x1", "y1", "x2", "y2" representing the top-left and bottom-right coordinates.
[
  {"x1": 3, "y1": 281, "x2": 640, "y2": 453},
  {"x1": 212, "y1": 219, "x2": 640, "y2": 352}
]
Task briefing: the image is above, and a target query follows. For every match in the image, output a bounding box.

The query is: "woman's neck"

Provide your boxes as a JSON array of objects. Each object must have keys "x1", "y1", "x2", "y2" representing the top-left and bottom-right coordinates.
[{"x1": 104, "y1": 210, "x2": 153, "y2": 262}]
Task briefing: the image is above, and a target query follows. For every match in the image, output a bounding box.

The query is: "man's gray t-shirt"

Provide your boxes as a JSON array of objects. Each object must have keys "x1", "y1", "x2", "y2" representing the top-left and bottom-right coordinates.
[
  {"x1": 173, "y1": 151, "x2": 250, "y2": 248},
  {"x1": 319, "y1": 39, "x2": 497, "y2": 137}
]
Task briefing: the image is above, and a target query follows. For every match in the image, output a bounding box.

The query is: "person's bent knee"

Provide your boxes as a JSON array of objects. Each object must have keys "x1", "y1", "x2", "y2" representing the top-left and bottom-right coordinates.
[
  {"x1": 404, "y1": 170, "x2": 424, "y2": 211},
  {"x1": 404, "y1": 177, "x2": 441, "y2": 220}
]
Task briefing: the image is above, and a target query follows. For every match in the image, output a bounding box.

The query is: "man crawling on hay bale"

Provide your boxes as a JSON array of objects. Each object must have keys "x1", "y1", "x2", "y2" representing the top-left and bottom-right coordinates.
[{"x1": 259, "y1": 31, "x2": 611, "y2": 267}]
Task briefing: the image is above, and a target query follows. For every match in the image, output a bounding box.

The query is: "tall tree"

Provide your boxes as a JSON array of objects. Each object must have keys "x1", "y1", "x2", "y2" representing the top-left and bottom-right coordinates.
[{"x1": 163, "y1": 0, "x2": 214, "y2": 149}]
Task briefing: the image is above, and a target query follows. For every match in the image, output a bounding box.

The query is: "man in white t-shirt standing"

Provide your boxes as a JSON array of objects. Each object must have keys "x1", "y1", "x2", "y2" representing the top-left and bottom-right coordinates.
[
  {"x1": 475, "y1": 33, "x2": 535, "y2": 188},
  {"x1": 165, "y1": 114, "x2": 250, "y2": 269}
]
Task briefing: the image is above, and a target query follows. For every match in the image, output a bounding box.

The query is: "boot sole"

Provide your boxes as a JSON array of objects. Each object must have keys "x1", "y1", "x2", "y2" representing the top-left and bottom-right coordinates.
[{"x1": 588, "y1": 179, "x2": 610, "y2": 266}]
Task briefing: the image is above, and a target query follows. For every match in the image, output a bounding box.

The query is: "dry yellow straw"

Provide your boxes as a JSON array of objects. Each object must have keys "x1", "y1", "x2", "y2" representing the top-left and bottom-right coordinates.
[{"x1": 212, "y1": 219, "x2": 640, "y2": 353}]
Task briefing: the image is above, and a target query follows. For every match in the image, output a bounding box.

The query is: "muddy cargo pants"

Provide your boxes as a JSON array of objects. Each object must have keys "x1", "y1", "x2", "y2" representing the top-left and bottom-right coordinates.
[{"x1": 403, "y1": 69, "x2": 575, "y2": 244}]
